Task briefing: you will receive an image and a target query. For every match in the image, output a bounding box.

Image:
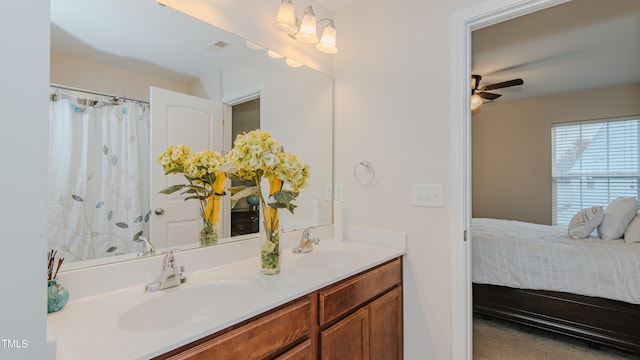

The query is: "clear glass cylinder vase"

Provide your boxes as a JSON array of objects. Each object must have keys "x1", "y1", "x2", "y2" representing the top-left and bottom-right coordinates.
[
  {"x1": 261, "y1": 229, "x2": 280, "y2": 275},
  {"x1": 199, "y1": 221, "x2": 219, "y2": 246},
  {"x1": 261, "y1": 207, "x2": 280, "y2": 274}
]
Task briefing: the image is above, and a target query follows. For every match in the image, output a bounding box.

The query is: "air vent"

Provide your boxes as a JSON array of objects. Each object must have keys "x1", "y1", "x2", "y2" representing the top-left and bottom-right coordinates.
[{"x1": 205, "y1": 40, "x2": 230, "y2": 54}]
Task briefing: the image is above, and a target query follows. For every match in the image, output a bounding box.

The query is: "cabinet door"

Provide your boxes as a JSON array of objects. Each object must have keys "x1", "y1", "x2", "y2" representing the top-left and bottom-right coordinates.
[
  {"x1": 370, "y1": 286, "x2": 403, "y2": 360},
  {"x1": 275, "y1": 339, "x2": 313, "y2": 360},
  {"x1": 320, "y1": 307, "x2": 370, "y2": 360}
]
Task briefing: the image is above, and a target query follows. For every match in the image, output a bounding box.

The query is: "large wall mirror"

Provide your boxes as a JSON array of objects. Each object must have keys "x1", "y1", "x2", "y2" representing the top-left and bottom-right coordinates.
[{"x1": 49, "y1": 0, "x2": 333, "y2": 269}]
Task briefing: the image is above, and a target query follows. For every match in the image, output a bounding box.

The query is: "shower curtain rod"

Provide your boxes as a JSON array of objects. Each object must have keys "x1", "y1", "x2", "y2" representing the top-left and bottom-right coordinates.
[{"x1": 50, "y1": 84, "x2": 150, "y2": 105}]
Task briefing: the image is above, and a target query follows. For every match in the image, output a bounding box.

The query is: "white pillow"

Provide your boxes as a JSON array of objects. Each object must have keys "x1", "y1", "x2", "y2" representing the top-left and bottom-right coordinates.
[
  {"x1": 597, "y1": 197, "x2": 638, "y2": 240},
  {"x1": 623, "y1": 214, "x2": 640, "y2": 243},
  {"x1": 568, "y1": 206, "x2": 605, "y2": 239}
]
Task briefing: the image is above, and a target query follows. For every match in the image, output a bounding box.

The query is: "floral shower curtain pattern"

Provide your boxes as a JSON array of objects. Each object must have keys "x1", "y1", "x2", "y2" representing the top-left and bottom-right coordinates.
[{"x1": 48, "y1": 91, "x2": 151, "y2": 262}]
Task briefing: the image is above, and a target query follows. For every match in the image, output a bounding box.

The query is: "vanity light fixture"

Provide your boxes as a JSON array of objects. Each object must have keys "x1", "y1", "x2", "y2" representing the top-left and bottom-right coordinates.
[
  {"x1": 273, "y1": 1, "x2": 338, "y2": 54},
  {"x1": 274, "y1": 0, "x2": 297, "y2": 33},
  {"x1": 316, "y1": 19, "x2": 337, "y2": 54},
  {"x1": 296, "y1": 6, "x2": 319, "y2": 43},
  {"x1": 285, "y1": 58, "x2": 303, "y2": 67},
  {"x1": 268, "y1": 50, "x2": 284, "y2": 58}
]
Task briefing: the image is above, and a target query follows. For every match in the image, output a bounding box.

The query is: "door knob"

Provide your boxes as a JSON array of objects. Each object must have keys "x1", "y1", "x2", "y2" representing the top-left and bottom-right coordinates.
[{"x1": 155, "y1": 208, "x2": 165, "y2": 215}]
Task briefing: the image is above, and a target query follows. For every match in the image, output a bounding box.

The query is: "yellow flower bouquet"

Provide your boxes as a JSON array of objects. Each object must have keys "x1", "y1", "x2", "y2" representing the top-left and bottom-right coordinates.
[
  {"x1": 226, "y1": 129, "x2": 309, "y2": 274},
  {"x1": 158, "y1": 145, "x2": 226, "y2": 246}
]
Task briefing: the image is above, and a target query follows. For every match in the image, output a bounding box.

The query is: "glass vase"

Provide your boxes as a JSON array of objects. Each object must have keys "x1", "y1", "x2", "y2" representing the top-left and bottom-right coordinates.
[
  {"x1": 47, "y1": 279, "x2": 69, "y2": 314},
  {"x1": 199, "y1": 221, "x2": 219, "y2": 246},
  {"x1": 261, "y1": 207, "x2": 280, "y2": 275},
  {"x1": 261, "y1": 229, "x2": 280, "y2": 275}
]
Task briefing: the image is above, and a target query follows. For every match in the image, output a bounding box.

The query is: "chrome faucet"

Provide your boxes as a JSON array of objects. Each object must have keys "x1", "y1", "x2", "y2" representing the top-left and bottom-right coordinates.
[
  {"x1": 292, "y1": 226, "x2": 320, "y2": 254},
  {"x1": 136, "y1": 236, "x2": 155, "y2": 257},
  {"x1": 144, "y1": 250, "x2": 186, "y2": 292}
]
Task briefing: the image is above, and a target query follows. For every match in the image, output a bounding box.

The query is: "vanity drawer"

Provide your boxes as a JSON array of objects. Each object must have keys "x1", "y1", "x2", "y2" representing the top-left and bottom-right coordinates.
[
  {"x1": 318, "y1": 258, "x2": 401, "y2": 326},
  {"x1": 162, "y1": 296, "x2": 311, "y2": 360}
]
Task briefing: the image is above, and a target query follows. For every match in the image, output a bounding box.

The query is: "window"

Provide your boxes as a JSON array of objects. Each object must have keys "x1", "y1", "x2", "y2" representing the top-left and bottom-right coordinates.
[{"x1": 552, "y1": 117, "x2": 640, "y2": 226}]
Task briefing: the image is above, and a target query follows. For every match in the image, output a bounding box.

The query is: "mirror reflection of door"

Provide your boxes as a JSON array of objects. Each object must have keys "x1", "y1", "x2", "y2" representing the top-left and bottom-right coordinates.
[
  {"x1": 229, "y1": 98, "x2": 261, "y2": 236},
  {"x1": 150, "y1": 87, "x2": 224, "y2": 249}
]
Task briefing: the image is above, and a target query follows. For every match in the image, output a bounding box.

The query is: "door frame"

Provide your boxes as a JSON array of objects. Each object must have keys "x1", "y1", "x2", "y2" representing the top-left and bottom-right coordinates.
[
  {"x1": 221, "y1": 85, "x2": 264, "y2": 238},
  {"x1": 450, "y1": 0, "x2": 570, "y2": 358}
]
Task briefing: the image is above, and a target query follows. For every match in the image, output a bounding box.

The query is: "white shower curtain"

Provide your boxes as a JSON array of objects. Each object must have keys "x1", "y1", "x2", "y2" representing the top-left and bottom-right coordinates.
[{"x1": 48, "y1": 93, "x2": 150, "y2": 262}]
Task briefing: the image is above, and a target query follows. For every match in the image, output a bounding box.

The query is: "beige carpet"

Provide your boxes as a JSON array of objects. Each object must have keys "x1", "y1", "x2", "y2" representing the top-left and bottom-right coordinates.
[{"x1": 473, "y1": 316, "x2": 640, "y2": 360}]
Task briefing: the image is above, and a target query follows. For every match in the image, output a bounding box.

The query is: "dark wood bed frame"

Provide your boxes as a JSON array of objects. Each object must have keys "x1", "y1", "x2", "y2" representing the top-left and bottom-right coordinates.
[{"x1": 473, "y1": 283, "x2": 640, "y2": 354}]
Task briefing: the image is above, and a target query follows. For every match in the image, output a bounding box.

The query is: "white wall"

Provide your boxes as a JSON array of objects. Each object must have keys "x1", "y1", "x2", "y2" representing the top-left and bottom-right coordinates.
[
  {"x1": 0, "y1": 1, "x2": 49, "y2": 359},
  {"x1": 473, "y1": 83, "x2": 640, "y2": 225},
  {"x1": 333, "y1": 0, "x2": 483, "y2": 358},
  {"x1": 51, "y1": 52, "x2": 189, "y2": 101}
]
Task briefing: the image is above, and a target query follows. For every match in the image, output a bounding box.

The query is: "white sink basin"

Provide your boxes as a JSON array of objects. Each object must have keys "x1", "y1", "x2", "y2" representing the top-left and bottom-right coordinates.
[
  {"x1": 294, "y1": 250, "x2": 361, "y2": 269},
  {"x1": 117, "y1": 274, "x2": 265, "y2": 332}
]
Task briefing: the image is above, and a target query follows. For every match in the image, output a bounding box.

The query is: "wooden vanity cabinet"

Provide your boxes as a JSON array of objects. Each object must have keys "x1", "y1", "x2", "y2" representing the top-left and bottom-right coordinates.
[
  {"x1": 156, "y1": 297, "x2": 312, "y2": 360},
  {"x1": 318, "y1": 258, "x2": 403, "y2": 360},
  {"x1": 156, "y1": 257, "x2": 402, "y2": 360}
]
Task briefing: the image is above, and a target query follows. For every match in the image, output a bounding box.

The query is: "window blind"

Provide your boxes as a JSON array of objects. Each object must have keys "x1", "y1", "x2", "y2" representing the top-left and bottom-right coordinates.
[{"x1": 552, "y1": 117, "x2": 640, "y2": 226}]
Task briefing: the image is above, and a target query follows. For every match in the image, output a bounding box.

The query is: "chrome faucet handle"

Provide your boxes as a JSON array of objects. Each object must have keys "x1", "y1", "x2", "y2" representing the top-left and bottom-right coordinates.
[
  {"x1": 293, "y1": 226, "x2": 320, "y2": 253},
  {"x1": 163, "y1": 249, "x2": 180, "y2": 270},
  {"x1": 136, "y1": 236, "x2": 155, "y2": 257},
  {"x1": 301, "y1": 226, "x2": 316, "y2": 240}
]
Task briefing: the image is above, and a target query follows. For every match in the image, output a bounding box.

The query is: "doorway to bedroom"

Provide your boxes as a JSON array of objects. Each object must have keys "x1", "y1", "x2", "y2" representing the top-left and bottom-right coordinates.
[{"x1": 467, "y1": 0, "x2": 640, "y2": 357}]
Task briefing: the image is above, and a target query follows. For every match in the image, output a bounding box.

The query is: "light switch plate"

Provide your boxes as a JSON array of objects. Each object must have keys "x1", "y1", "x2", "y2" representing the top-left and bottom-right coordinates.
[
  {"x1": 411, "y1": 183, "x2": 444, "y2": 207},
  {"x1": 325, "y1": 183, "x2": 344, "y2": 201}
]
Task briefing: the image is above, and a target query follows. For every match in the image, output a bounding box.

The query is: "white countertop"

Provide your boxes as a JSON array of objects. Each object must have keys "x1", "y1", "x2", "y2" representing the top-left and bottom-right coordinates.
[{"x1": 47, "y1": 226, "x2": 406, "y2": 359}]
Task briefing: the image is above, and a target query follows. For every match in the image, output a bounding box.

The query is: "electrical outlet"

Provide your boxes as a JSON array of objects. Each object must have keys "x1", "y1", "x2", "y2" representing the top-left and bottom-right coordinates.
[{"x1": 411, "y1": 183, "x2": 444, "y2": 207}]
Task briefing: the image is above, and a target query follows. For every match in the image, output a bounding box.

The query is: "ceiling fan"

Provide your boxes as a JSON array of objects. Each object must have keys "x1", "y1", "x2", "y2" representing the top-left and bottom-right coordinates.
[{"x1": 471, "y1": 74, "x2": 523, "y2": 110}]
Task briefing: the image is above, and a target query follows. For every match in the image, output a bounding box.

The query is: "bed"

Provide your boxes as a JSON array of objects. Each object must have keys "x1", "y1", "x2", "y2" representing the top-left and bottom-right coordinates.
[{"x1": 472, "y1": 218, "x2": 640, "y2": 354}]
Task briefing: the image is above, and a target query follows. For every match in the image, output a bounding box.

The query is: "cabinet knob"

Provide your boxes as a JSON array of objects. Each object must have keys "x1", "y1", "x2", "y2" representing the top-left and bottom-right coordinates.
[{"x1": 155, "y1": 208, "x2": 165, "y2": 216}]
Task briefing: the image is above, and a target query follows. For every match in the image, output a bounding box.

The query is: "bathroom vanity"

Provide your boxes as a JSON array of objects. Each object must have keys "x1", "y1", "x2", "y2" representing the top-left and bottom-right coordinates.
[
  {"x1": 47, "y1": 227, "x2": 405, "y2": 359},
  {"x1": 157, "y1": 258, "x2": 402, "y2": 359}
]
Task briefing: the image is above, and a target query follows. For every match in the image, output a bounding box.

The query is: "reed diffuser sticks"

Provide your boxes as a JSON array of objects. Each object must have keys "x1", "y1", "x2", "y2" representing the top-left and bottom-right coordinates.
[{"x1": 47, "y1": 249, "x2": 64, "y2": 280}]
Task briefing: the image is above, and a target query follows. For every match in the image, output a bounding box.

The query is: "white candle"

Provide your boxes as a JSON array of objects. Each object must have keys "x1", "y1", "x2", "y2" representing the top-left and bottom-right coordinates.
[
  {"x1": 334, "y1": 200, "x2": 343, "y2": 242},
  {"x1": 312, "y1": 198, "x2": 320, "y2": 226}
]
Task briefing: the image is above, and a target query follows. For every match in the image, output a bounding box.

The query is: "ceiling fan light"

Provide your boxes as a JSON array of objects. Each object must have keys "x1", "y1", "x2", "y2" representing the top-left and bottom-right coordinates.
[
  {"x1": 296, "y1": 6, "x2": 318, "y2": 43},
  {"x1": 274, "y1": 0, "x2": 297, "y2": 34},
  {"x1": 316, "y1": 21, "x2": 337, "y2": 54},
  {"x1": 470, "y1": 94, "x2": 483, "y2": 110}
]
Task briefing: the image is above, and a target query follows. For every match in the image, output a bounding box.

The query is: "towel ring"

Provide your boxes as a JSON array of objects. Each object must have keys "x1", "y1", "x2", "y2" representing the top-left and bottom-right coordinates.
[{"x1": 354, "y1": 161, "x2": 376, "y2": 186}]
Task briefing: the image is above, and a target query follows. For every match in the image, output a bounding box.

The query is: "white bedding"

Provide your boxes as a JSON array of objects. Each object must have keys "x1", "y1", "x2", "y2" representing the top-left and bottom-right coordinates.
[{"x1": 472, "y1": 218, "x2": 640, "y2": 305}]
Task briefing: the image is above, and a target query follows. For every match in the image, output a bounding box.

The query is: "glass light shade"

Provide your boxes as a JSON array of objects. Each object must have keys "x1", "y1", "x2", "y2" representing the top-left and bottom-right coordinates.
[
  {"x1": 286, "y1": 58, "x2": 303, "y2": 67},
  {"x1": 274, "y1": 0, "x2": 297, "y2": 34},
  {"x1": 296, "y1": 6, "x2": 318, "y2": 43},
  {"x1": 267, "y1": 50, "x2": 284, "y2": 59},
  {"x1": 470, "y1": 94, "x2": 483, "y2": 110},
  {"x1": 245, "y1": 41, "x2": 264, "y2": 50},
  {"x1": 316, "y1": 22, "x2": 337, "y2": 54}
]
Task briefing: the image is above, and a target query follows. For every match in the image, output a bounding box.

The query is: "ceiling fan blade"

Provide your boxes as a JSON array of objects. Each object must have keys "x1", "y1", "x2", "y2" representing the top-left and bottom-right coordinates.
[
  {"x1": 481, "y1": 78, "x2": 524, "y2": 91},
  {"x1": 478, "y1": 92, "x2": 501, "y2": 100}
]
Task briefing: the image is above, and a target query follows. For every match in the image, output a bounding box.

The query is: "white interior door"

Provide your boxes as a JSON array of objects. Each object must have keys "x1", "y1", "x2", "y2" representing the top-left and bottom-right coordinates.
[{"x1": 150, "y1": 87, "x2": 224, "y2": 249}]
